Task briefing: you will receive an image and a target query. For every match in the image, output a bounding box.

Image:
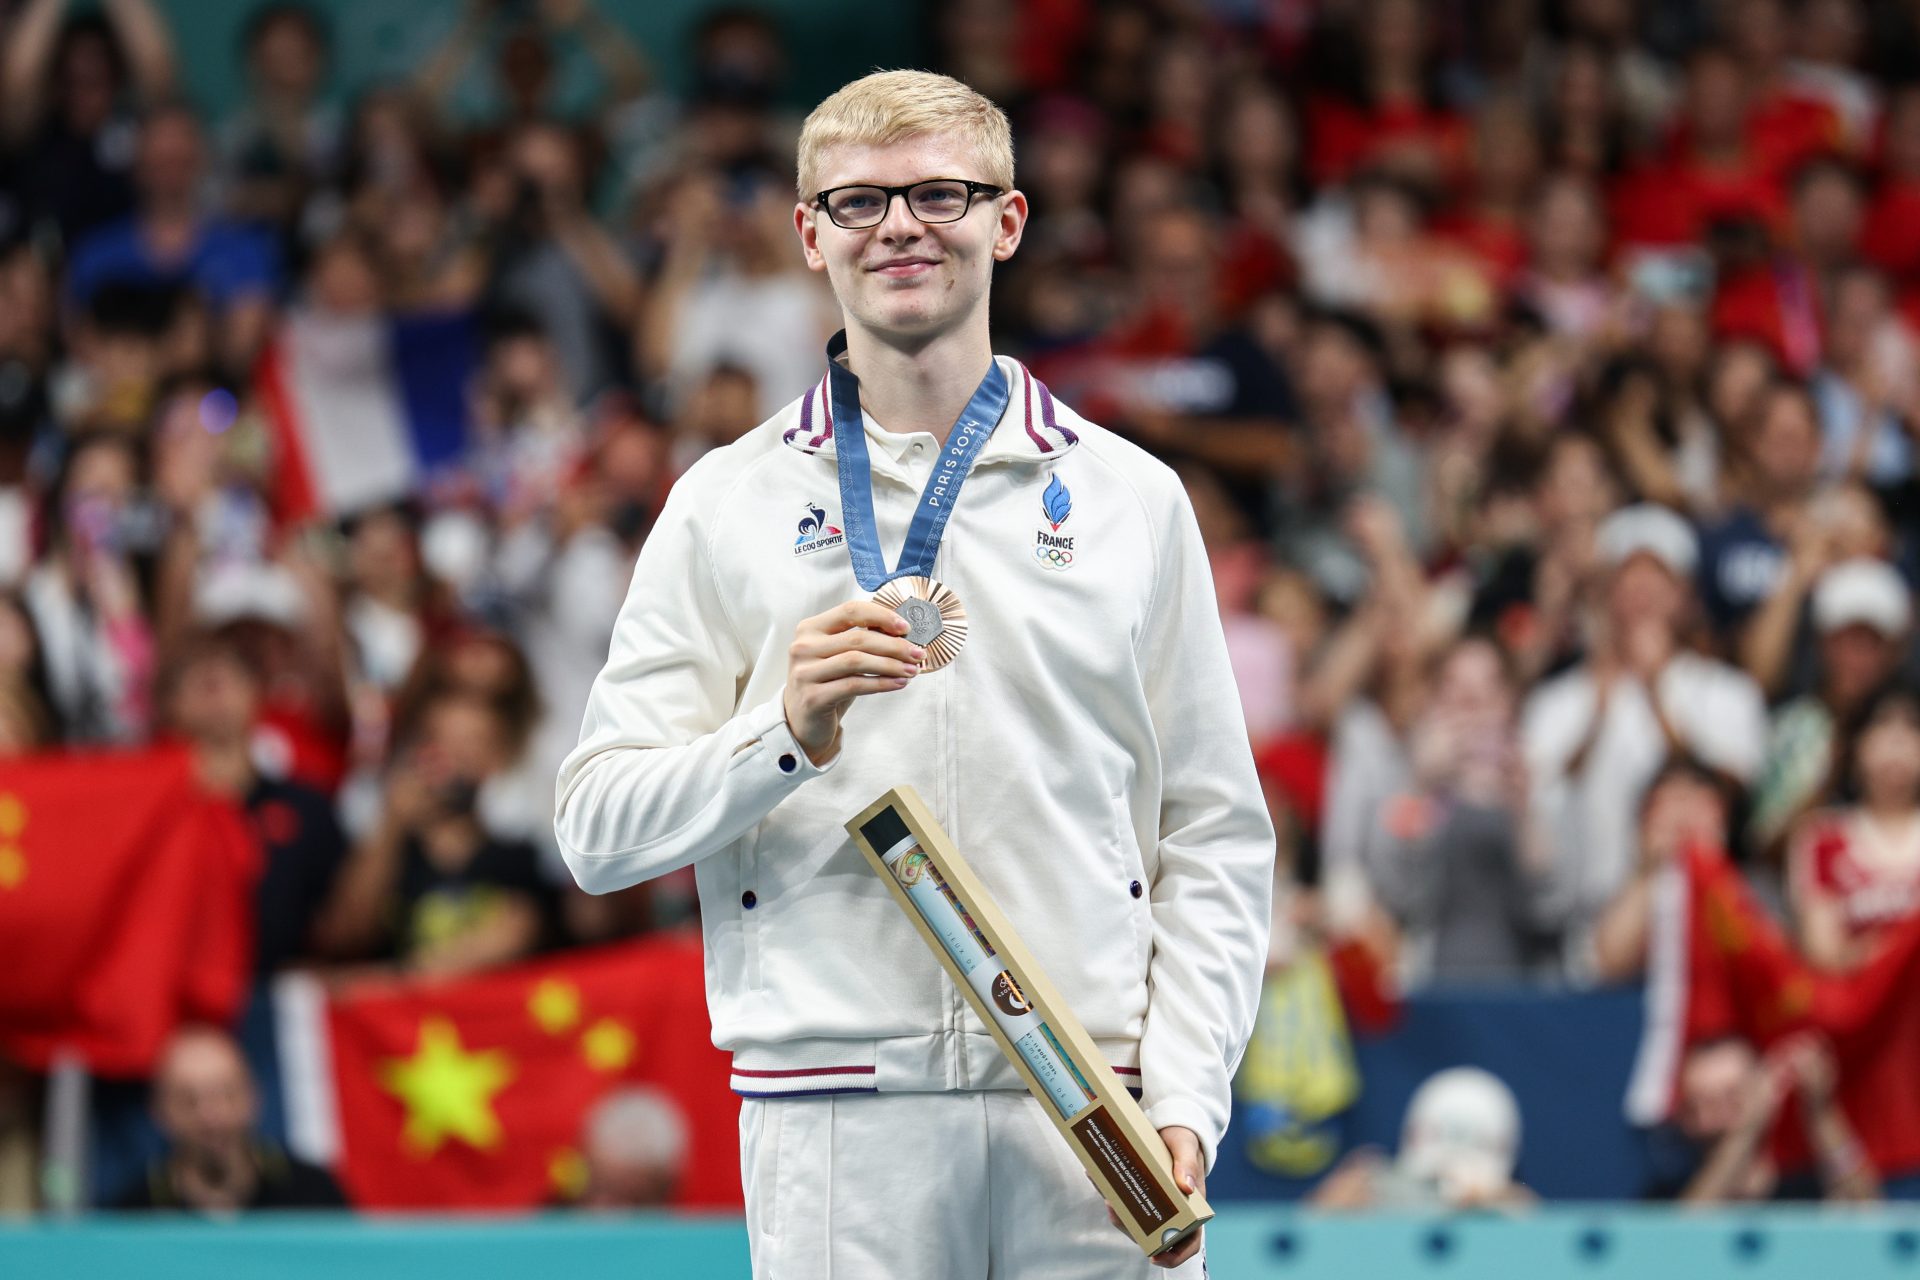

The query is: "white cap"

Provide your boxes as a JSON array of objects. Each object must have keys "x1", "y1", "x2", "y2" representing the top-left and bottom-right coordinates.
[
  {"x1": 192, "y1": 561, "x2": 306, "y2": 628},
  {"x1": 1598, "y1": 503, "x2": 1699, "y2": 578},
  {"x1": 1398, "y1": 1067, "x2": 1521, "y2": 1201},
  {"x1": 1813, "y1": 558, "x2": 1912, "y2": 637}
]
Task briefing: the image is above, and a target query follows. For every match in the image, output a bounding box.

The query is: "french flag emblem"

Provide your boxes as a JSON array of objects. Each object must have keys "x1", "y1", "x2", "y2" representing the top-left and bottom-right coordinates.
[{"x1": 257, "y1": 309, "x2": 477, "y2": 521}]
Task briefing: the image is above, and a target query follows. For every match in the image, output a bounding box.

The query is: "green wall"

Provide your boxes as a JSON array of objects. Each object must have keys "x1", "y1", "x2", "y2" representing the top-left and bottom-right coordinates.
[{"x1": 145, "y1": 0, "x2": 921, "y2": 117}]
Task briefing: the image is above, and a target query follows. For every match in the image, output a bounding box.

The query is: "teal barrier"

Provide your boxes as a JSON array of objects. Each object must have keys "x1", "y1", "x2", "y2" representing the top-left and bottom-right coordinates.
[{"x1": 8, "y1": 1207, "x2": 1920, "y2": 1279}]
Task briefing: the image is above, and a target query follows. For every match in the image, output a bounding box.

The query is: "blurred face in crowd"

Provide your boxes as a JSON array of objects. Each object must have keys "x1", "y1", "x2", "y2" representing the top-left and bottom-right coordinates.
[
  {"x1": 1706, "y1": 341, "x2": 1774, "y2": 430},
  {"x1": 1529, "y1": 175, "x2": 1605, "y2": 277},
  {"x1": 136, "y1": 108, "x2": 207, "y2": 213},
  {"x1": 308, "y1": 236, "x2": 382, "y2": 316},
  {"x1": 1824, "y1": 268, "x2": 1891, "y2": 372},
  {"x1": 416, "y1": 692, "x2": 511, "y2": 788},
  {"x1": 1430, "y1": 639, "x2": 1513, "y2": 729},
  {"x1": 1537, "y1": 434, "x2": 1617, "y2": 529},
  {"x1": 165, "y1": 646, "x2": 261, "y2": 747},
  {"x1": 57, "y1": 27, "x2": 120, "y2": 134},
  {"x1": 1364, "y1": 0, "x2": 1429, "y2": 78},
  {"x1": 154, "y1": 1028, "x2": 258, "y2": 1160},
  {"x1": 346, "y1": 508, "x2": 421, "y2": 599},
  {"x1": 1792, "y1": 165, "x2": 1864, "y2": 267},
  {"x1": 797, "y1": 132, "x2": 1025, "y2": 346},
  {"x1": 1218, "y1": 82, "x2": 1296, "y2": 186},
  {"x1": 58, "y1": 438, "x2": 138, "y2": 557},
  {"x1": 1798, "y1": 0, "x2": 1865, "y2": 70},
  {"x1": 1815, "y1": 483, "x2": 1890, "y2": 561},
  {"x1": 1608, "y1": 552, "x2": 1688, "y2": 632},
  {"x1": 1855, "y1": 692, "x2": 1920, "y2": 810},
  {"x1": 1885, "y1": 88, "x2": 1920, "y2": 179},
  {"x1": 1133, "y1": 208, "x2": 1217, "y2": 324},
  {"x1": 1730, "y1": 0, "x2": 1791, "y2": 71},
  {"x1": 1299, "y1": 322, "x2": 1375, "y2": 410},
  {"x1": 250, "y1": 11, "x2": 326, "y2": 102},
  {"x1": 1472, "y1": 97, "x2": 1539, "y2": 203},
  {"x1": 1640, "y1": 768, "x2": 1728, "y2": 865},
  {"x1": 1677, "y1": 1039, "x2": 1759, "y2": 1142},
  {"x1": 1683, "y1": 51, "x2": 1748, "y2": 152},
  {"x1": 1748, "y1": 385, "x2": 1821, "y2": 493},
  {"x1": 1025, "y1": 114, "x2": 1103, "y2": 212},
  {"x1": 1823, "y1": 623, "x2": 1898, "y2": 712}
]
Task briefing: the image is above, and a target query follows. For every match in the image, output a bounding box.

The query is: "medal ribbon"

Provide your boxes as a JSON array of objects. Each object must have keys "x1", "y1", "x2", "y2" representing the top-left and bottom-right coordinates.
[{"x1": 826, "y1": 330, "x2": 1011, "y2": 591}]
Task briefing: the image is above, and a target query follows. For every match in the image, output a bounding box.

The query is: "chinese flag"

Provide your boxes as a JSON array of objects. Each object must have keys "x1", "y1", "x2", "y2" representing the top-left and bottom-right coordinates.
[
  {"x1": 0, "y1": 748, "x2": 259, "y2": 1076},
  {"x1": 1638, "y1": 845, "x2": 1920, "y2": 1178},
  {"x1": 282, "y1": 932, "x2": 741, "y2": 1209}
]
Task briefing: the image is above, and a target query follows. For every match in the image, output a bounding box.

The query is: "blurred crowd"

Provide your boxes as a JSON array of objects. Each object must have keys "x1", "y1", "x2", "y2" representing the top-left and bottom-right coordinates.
[{"x1": 5, "y1": 0, "x2": 1920, "y2": 1210}]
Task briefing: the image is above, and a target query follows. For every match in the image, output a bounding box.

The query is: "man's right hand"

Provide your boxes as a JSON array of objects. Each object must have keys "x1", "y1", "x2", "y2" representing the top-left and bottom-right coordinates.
[{"x1": 782, "y1": 599, "x2": 924, "y2": 765}]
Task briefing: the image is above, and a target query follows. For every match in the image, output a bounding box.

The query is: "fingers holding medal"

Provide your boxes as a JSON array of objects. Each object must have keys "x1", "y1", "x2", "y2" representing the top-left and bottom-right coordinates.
[
  {"x1": 782, "y1": 599, "x2": 926, "y2": 763},
  {"x1": 871, "y1": 576, "x2": 968, "y2": 671}
]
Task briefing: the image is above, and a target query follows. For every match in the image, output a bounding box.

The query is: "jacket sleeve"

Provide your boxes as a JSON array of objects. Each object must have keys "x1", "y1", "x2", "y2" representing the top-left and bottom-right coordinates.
[
  {"x1": 553, "y1": 467, "x2": 835, "y2": 893},
  {"x1": 1133, "y1": 481, "x2": 1278, "y2": 1171}
]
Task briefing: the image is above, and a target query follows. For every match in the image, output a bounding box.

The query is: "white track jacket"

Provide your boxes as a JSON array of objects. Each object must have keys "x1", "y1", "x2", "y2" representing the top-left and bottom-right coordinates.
[{"x1": 555, "y1": 357, "x2": 1274, "y2": 1167}]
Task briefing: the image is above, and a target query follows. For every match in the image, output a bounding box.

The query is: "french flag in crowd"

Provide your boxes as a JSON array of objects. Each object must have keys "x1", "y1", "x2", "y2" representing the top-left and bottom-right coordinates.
[{"x1": 258, "y1": 309, "x2": 477, "y2": 521}]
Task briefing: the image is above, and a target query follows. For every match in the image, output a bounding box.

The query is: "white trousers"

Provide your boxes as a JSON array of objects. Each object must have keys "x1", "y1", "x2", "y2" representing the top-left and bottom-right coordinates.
[{"x1": 739, "y1": 1091, "x2": 1209, "y2": 1280}]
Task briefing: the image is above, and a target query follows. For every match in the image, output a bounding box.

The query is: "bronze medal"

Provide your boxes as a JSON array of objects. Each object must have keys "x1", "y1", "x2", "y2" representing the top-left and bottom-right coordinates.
[{"x1": 872, "y1": 576, "x2": 969, "y2": 672}]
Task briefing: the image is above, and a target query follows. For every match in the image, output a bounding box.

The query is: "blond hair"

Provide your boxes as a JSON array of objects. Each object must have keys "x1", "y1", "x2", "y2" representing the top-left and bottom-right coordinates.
[{"x1": 796, "y1": 70, "x2": 1014, "y2": 200}]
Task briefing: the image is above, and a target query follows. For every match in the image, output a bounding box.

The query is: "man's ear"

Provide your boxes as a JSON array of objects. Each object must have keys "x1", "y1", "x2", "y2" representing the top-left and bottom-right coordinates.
[
  {"x1": 795, "y1": 203, "x2": 829, "y2": 273},
  {"x1": 992, "y1": 189, "x2": 1029, "y2": 262}
]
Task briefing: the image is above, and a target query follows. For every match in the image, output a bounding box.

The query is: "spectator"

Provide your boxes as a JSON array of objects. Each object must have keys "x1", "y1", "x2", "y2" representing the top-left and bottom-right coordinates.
[
  {"x1": 64, "y1": 102, "x2": 281, "y2": 376},
  {"x1": 1312, "y1": 1067, "x2": 1533, "y2": 1210},
  {"x1": 217, "y1": 3, "x2": 341, "y2": 231},
  {"x1": 1646, "y1": 1033, "x2": 1880, "y2": 1202},
  {"x1": 1330, "y1": 634, "x2": 1561, "y2": 988},
  {"x1": 1787, "y1": 679, "x2": 1920, "y2": 972},
  {"x1": 639, "y1": 166, "x2": 835, "y2": 421},
  {"x1": 20, "y1": 432, "x2": 155, "y2": 742},
  {"x1": 1523, "y1": 503, "x2": 1768, "y2": 971},
  {"x1": 115, "y1": 1024, "x2": 347, "y2": 1211},
  {"x1": 316, "y1": 688, "x2": 555, "y2": 975},
  {"x1": 1697, "y1": 380, "x2": 1822, "y2": 642},
  {"x1": 0, "y1": 0, "x2": 176, "y2": 246},
  {"x1": 1749, "y1": 558, "x2": 1912, "y2": 852},
  {"x1": 156, "y1": 626, "x2": 346, "y2": 974},
  {"x1": 1592, "y1": 754, "x2": 1739, "y2": 983},
  {"x1": 484, "y1": 120, "x2": 642, "y2": 404}
]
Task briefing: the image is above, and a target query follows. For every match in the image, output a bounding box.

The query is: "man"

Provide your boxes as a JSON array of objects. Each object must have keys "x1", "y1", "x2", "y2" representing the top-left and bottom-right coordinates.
[
  {"x1": 158, "y1": 627, "x2": 346, "y2": 975},
  {"x1": 1523, "y1": 503, "x2": 1769, "y2": 973},
  {"x1": 555, "y1": 70, "x2": 1273, "y2": 1276},
  {"x1": 1311, "y1": 1067, "x2": 1534, "y2": 1211},
  {"x1": 64, "y1": 102, "x2": 281, "y2": 375},
  {"x1": 117, "y1": 1025, "x2": 346, "y2": 1212}
]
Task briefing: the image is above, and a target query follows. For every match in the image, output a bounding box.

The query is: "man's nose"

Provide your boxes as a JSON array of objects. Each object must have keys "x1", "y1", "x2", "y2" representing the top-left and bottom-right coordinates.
[{"x1": 875, "y1": 192, "x2": 924, "y2": 242}]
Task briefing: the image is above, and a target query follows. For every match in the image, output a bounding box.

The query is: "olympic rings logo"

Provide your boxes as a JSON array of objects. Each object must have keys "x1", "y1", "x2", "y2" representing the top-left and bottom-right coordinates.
[{"x1": 1034, "y1": 545, "x2": 1074, "y2": 570}]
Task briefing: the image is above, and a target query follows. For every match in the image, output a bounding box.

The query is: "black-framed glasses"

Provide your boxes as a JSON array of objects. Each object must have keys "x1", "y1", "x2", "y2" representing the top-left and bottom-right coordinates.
[{"x1": 812, "y1": 179, "x2": 1005, "y2": 229}]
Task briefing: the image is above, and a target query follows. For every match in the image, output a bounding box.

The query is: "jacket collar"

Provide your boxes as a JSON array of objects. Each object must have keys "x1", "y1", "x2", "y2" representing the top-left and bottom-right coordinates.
[{"x1": 781, "y1": 354, "x2": 1079, "y2": 467}]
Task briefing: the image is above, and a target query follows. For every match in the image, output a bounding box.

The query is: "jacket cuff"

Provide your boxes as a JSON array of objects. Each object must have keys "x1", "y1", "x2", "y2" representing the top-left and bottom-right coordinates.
[
  {"x1": 1142, "y1": 1097, "x2": 1221, "y2": 1174},
  {"x1": 740, "y1": 694, "x2": 838, "y2": 782}
]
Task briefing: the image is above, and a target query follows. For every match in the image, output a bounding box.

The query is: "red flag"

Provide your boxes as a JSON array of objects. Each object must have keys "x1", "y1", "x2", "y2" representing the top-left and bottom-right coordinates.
[
  {"x1": 279, "y1": 932, "x2": 741, "y2": 1209},
  {"x1": 0, "y1": 748, "x2": 259, "y2": 1076},
  {"x1": 1634, "y1": 845, "x2": 1920, "y2": 1178}
]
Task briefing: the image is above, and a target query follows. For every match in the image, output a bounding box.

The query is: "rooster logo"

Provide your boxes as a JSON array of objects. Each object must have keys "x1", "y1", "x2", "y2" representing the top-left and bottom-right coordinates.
[
  {"x1": 1041, "y1": 474, "x2": 1072, "y2": 531},
  {"x1": 795, "y1": 503, "x2": 842, "y2": 545}
]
